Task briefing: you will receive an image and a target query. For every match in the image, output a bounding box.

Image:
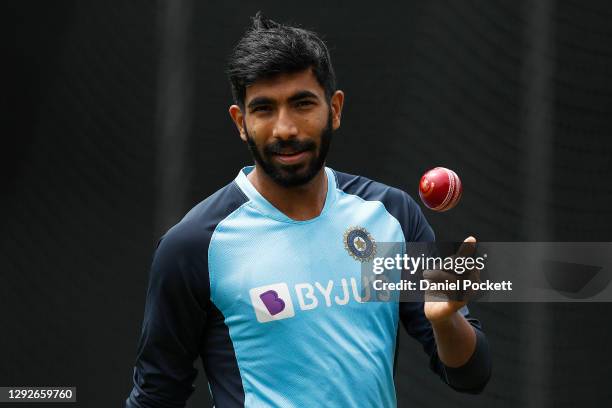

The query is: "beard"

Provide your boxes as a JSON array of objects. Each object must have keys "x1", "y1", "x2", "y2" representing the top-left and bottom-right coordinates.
[{"x1": 245, "y1": 110, "x2": 333, "y2": 188}]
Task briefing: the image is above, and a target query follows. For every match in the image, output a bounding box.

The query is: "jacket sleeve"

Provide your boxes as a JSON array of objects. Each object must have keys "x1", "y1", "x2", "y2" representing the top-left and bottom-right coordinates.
[
  {"x1": 126, "y1": 228, "x2": 209, "y2": 408},
  {"x1": 399, "y1": 194, "x2": 492, "y2": 393},
  {"x1": 400, "y1": 302, "x2": 491, "y2": 393}
]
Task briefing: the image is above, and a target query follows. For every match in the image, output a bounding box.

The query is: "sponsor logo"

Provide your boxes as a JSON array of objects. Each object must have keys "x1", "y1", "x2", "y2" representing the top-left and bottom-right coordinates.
[
  {"x1": 250, "y1": 278, "x2": 375, "y2": 323},
  {"x1": 249, "y1": 283, "x2": 295, "y2": 323}
]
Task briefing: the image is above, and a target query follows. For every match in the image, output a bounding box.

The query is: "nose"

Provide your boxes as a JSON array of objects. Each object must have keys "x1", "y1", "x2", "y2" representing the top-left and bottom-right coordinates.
[{"x1": 272, "y1": 107, "x2": 298, "y2": 140}]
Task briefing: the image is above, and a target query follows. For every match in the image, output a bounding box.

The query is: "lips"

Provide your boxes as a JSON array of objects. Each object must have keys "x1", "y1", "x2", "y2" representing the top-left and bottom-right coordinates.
[
  {"x1": 277, "y1": 149, "x2": 304, "y2": 156},
  {"x1": 264, "y1": 139, "x2": 316, "y2": 166},
  {"x1": 273, "y1": 150, "x2": 311, "y2": 165}
]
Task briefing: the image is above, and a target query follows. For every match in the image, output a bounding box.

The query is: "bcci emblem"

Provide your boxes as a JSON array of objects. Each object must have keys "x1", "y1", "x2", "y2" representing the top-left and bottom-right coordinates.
[{"x1": 344, "y1": 226, "x2": 376, "y2": 262}]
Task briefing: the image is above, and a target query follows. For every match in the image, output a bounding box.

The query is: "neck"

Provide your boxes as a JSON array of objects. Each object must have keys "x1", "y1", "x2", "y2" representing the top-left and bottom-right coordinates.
[{"x1": 247, "y1": 166, "x2": 328, "y2": 221}]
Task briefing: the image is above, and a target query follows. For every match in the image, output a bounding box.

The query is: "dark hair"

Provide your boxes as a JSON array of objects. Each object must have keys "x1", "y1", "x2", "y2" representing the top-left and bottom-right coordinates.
[{"x1": 227, "y1": 12, "x2": 336, "y2": 108}]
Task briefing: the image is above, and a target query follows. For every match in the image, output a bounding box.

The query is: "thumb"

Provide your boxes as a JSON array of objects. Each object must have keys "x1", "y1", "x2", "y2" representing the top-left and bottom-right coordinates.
[{"x1": 456, "y1": 236, "x2": 477, "y2": 257}]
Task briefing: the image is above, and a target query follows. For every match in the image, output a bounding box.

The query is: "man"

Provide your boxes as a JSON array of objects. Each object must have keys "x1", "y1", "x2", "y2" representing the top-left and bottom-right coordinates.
[{"x1": 126, "y1": 12, "x2": 491, "y2": 408}]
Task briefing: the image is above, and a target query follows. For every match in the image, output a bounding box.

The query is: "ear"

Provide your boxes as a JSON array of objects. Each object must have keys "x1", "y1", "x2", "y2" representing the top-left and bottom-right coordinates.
[
  {"x1": 229, "y1": 105, "x2": 247, "y2": 142},
  {"x1": 330, "y1": 90, "x2": 345, "y2": 131}
]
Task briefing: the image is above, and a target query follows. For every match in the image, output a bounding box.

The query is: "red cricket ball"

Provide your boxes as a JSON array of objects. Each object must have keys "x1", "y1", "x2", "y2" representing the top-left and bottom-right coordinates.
[{"x1": 418, "y1": 167, "x2": 463, "y2": 212}]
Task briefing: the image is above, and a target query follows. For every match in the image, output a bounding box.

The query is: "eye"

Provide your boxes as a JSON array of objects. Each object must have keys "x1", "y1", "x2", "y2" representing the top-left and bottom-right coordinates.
[
  {"x1": 295, "y1": 100, "x2": 315, "y2": 108},
  {"x1": 251, "y1": 105, "x2": 272, "y2": 113}
]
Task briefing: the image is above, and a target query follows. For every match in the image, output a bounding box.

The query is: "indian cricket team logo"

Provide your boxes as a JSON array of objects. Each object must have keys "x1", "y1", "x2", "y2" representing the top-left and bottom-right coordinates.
[{"x1": 344, "y1": 226, "x2": 376, "y2": 262}]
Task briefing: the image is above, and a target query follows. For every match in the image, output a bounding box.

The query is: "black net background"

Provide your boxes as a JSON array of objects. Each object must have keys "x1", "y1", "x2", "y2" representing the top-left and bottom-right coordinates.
[{"x1": 3, "y1": 1, "x2": 612, "y2": 407}]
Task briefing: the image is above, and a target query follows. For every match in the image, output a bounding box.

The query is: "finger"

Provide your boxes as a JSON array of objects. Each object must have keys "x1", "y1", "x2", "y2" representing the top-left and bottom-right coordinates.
[
  {"x1": 456, "y1": 236, "x2": 477, "y2": 257},
  {"x1": 423, "y1": 269, "x2": 459, "y2": 283},
  {"x1": 422, "y1": 270, "x2": 465, "y2": 302}
]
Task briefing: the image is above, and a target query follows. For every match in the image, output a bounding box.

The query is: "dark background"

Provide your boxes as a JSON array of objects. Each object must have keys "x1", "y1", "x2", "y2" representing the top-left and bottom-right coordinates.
[{"x1": 3, "y1": 0, "x2": 612, "y2": 407}]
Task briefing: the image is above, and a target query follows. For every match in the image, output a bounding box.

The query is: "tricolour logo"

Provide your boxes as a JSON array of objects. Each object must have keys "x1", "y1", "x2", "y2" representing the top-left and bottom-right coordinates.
[
  {"x1": 249, "y1": 283, "x2": 295, "y2": 323},
  {"x1": 344, "y1": 226, "x2": 376, "y2": 262}
]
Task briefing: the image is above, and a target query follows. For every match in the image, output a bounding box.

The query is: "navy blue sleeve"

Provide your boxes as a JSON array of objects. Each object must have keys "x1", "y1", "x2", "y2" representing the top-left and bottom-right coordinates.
[
  {"x1": 126, "y1": 182, "x2": 248, "y2": 408},
  {"x1": 126, "y1": 225, "x2": 210, "y2": 408},
  {"x1": 397, "y1": 193, "x2": 491, "y2": 394},
  {"x1": 400, "y1": 301, "x2": 491, "y2": 393}
]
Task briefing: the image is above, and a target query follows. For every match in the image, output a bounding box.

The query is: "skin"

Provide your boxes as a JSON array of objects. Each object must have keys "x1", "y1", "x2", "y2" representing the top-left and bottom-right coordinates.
[
  {"x1": 425, "y1": 236, "x2": 478, "y2": 367},
  {"x1": 229, "y1": 68, "x2": 476, "y2": 368},
  {"x1": 229, "y1": 69, "x2": 344, "y2": 221}
]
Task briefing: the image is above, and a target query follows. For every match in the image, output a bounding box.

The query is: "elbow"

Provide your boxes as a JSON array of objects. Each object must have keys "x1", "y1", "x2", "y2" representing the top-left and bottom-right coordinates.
[
  {"x1": 449, "y1": 368, "x2": 491, "y2": 395},
  {"x1": 443, "y1": 328, "x2": 492, "y2": 394}
]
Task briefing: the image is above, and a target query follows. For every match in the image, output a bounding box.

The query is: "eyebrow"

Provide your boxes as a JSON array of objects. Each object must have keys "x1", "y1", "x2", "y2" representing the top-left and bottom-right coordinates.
[
  {"x1": 247, "y1": 90, "x2": 320, "y2": 110},
  {"x1": 247, "y1": 96, "x2": 274, "y2": 110},
  {"x1": 287, "y1": 90, "x2": 319, "y2": 103}
]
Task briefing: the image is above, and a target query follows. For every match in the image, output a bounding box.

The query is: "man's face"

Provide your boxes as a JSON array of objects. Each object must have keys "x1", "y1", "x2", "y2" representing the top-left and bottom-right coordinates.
[
  {"x1": 245, "y1": 111, "x2": 332, "y2": 187},
  {"x1": 230, "y1": 69, "x2": 343, "y2": 187}
]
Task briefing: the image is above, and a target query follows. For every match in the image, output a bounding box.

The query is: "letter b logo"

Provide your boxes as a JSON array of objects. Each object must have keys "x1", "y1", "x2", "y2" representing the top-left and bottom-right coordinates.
[{"x1": 249, "y1": 283, "x2": 295, "y2": 323}]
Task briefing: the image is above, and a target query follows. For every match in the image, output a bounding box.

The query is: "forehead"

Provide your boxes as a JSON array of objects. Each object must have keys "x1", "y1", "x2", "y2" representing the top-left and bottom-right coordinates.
[{"x1": 244, "y1": 69, "x2": 325, "y2": 103}]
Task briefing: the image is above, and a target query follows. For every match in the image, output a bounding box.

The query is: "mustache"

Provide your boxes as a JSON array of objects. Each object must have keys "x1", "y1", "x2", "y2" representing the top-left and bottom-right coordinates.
[{"x1": 263, "y1": 138, "x2": 317, "y2": 155}]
